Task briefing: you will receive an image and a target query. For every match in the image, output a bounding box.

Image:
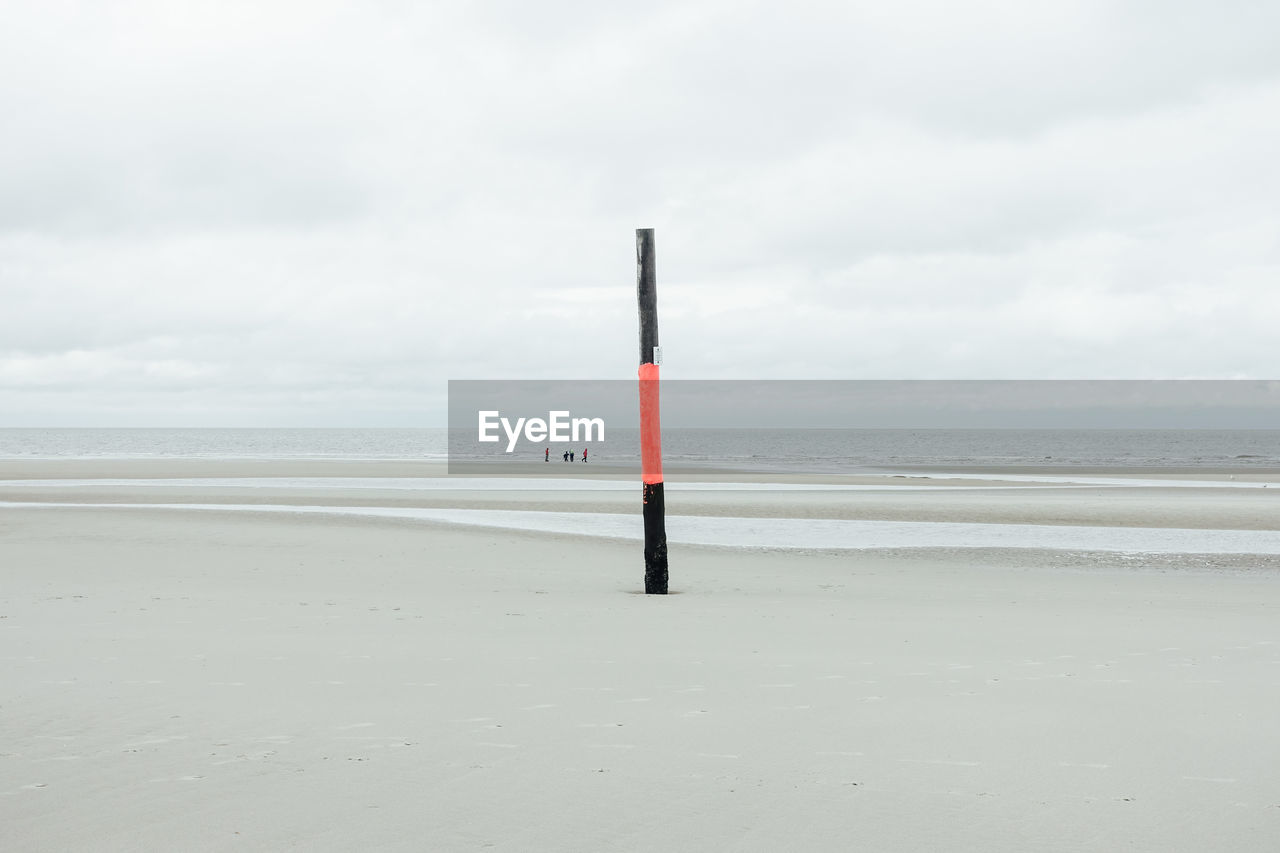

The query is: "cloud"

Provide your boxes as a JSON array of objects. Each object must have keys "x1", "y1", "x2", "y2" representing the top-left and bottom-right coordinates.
[{"x1": 1, "y1": 1, "x2": 1278, "y2": 424}]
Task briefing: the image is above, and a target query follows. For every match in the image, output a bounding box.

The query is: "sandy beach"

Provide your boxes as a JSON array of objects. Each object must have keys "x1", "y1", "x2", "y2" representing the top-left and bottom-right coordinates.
[
  {"x1": 8, "y1": 0, "x2": 1280, "y2": 845},
  {"x1": 4, "y1": 462, "x2": 1280, "y2": 851}
]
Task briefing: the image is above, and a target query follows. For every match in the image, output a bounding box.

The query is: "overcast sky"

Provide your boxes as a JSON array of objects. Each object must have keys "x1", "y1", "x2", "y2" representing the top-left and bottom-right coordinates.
[{"x1": 3, "y1": 1, "x2": 1278, "y2": 426}]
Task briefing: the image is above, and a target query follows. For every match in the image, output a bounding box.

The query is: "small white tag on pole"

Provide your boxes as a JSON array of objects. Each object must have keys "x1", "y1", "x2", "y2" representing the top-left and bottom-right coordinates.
[{"x1": 653, "y1": 346, "x2": 663, "y2": 365}]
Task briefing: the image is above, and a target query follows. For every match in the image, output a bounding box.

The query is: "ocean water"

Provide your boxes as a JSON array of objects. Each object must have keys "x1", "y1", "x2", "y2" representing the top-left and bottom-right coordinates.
[
  {"x1": 2, "y1": 428, "x2": 1278, "y2": 472},
  {"x1": 454, "y1": 428, "x2": 1280, "y2": 473},
  {"x1": 0, "y1": 428, "x2": 448, "y2": 461}
]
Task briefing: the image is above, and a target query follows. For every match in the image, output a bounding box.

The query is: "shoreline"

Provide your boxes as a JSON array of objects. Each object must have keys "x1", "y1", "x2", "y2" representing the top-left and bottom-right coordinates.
[
  {"x1": 9, "y1": 500, "x2": 1280, "y2": 558},
  {"x1": 4, "y1": 456, "x2": 1280, "y2": 483},
  {"x1": 2, "y1": 458, "x2": 1278, "y2": 538}
]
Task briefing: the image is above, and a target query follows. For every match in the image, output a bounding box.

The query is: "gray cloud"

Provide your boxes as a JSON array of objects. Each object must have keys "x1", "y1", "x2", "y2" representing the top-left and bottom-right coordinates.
[{"x1": 1, "y1": 1, "x2": 1278, "y2": 425}]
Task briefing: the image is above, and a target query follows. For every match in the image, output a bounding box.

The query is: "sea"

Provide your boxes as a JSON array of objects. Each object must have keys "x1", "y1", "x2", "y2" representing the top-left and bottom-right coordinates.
[{"x1": 2, "y1": 428, "x2": 1278, "y2": 474}]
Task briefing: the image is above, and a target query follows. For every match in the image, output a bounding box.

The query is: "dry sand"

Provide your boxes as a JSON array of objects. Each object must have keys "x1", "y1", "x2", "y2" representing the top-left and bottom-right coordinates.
[{"x1": 3, "y1": 465, "x2": 1280, "y2": 851}]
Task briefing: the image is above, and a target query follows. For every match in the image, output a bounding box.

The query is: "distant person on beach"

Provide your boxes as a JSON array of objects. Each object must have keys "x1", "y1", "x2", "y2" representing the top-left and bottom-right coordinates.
[
  {"x1": 582, "y1": 448, "x2": 587, "y2": 462},
  {"x1": 545, "y1": 447, "x2": 549, "y2": 462},
  {"x1": 563, "y1": 450, "x2": 569, "y2": 462},
  {"x1": 570, "y1": 451, "x2": 574, "y2": 462}
]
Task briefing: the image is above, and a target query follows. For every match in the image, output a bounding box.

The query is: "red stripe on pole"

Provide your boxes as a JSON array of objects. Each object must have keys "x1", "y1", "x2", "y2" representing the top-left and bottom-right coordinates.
[{"x1": 638, "y1": 362, "x2": 663, "y2": 484}]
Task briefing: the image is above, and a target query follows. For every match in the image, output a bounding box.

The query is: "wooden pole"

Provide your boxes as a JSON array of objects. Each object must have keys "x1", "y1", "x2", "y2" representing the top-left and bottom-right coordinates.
[{"x1": 636, "y1": 228, "x2": 668, "y2": 594}]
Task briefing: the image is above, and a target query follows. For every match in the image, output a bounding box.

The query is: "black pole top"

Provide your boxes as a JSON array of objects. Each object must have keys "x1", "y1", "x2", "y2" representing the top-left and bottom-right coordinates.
[{"x1": 636, "y1": 228, "x2": 658, "y2": 366}]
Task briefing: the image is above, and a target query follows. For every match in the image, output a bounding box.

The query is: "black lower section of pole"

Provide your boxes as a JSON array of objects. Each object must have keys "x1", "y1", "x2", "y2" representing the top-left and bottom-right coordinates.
[{"x1": 642, "y1": 482, "x2": 668, "y2": 594}]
